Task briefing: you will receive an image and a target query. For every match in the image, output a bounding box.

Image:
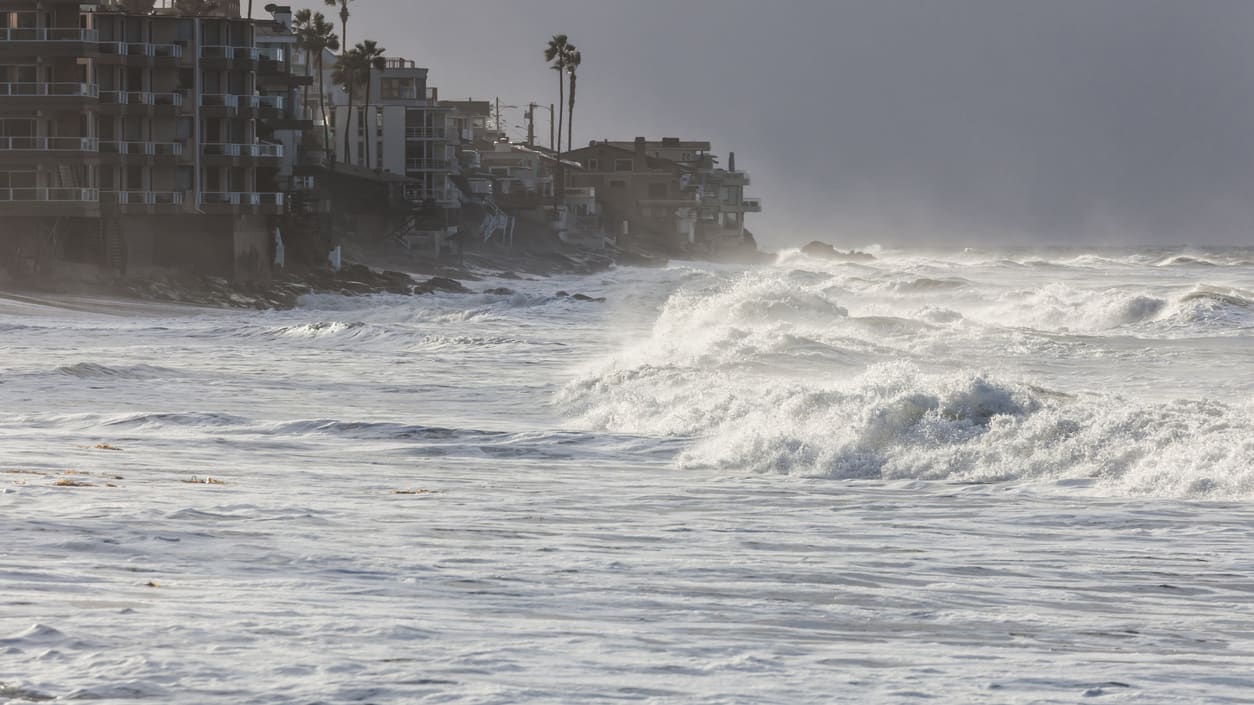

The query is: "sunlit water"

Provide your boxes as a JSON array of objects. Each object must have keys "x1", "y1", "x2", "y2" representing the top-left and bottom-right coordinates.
[{"x1": 3, "y1": 247, "x2": 1254, "y2": 704}]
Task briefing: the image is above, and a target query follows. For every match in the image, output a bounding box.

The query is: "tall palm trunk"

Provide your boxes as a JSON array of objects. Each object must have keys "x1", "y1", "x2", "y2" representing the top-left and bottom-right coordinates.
[
  {"x1": 556, "y1": 68, "x2": 564, "y2": 157},
  {"x1": 362, "y1": 72, "x2": 372, "y2": 168},
  {"x1": 343, "y1": 82, "x2": 354, "y2": 166},
  {"x1": 567, "y1": 71, "x2": 576, "y2": 153},
  {"x1": 302, "y1": 47, "x2": 312, "y2": 125},
  {"x1": 317, "y1": 53, "x2": 331, "y2": 162}
]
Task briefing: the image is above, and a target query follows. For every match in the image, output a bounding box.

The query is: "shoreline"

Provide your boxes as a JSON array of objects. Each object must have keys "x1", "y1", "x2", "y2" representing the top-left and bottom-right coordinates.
[{"x1": 0, "y1": 242, "x2": 671, "y2": 312}]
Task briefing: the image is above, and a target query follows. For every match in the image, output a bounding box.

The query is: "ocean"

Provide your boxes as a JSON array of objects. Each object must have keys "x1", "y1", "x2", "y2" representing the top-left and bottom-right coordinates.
[{"x1": 3, "y1": 246, "x2": 1253, "y2": 704}]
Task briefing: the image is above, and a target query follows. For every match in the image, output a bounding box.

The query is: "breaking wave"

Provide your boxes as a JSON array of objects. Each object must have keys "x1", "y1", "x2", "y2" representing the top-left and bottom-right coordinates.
[{"x1": 560, "y1": 262, "x2": 1254, "y2": 498}]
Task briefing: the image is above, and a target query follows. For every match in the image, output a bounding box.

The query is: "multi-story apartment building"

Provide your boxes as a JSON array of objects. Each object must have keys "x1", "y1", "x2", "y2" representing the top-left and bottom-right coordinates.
[
  {"x1": 601, "y1": 137, "x2": 762, "y2": 251},
  {"x1": 0, "y1": 0, "x2": 296, "y2": 282},
  {"x1": 330, "y1": 57, "x2": 456, "y2": 208}
]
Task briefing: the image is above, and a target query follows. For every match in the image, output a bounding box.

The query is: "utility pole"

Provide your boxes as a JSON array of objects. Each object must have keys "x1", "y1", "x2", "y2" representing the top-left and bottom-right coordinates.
[
  {"x1": 494, "y1": 97, "x2": 501, "y2": 139},
  {"x1": 550, "y1": 103, "x2": 555, "y2": 152},
  {"x1": 527, "y1": 103, "x2": 535, "y2": 147}
]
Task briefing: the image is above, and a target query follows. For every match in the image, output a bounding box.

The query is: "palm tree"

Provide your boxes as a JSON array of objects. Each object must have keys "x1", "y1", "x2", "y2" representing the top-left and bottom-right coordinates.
[
  {"x1": 354, "y1": 40, "x2": 387, "y2": 169},
  {"x1": 293, "y1": 10, "x2": 339, "y2": 161},
  {"x1": 324, "y1": 0, "x2": 354, "y2": 55},
  {"x1": 331, "y1": 47, "x2": 365, "y2": 165},
  {"x1": 566, "y1": 48, "x2": 581, "y2": 153},
  {"x1": 544, "y1": 34, "x2": 570, "y2": 154}
]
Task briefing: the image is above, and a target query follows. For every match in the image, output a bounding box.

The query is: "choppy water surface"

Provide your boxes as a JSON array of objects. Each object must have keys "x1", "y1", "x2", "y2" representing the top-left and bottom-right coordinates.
[{"x1": 3, "y1": 247, "x2": 1254, "y2": 704}]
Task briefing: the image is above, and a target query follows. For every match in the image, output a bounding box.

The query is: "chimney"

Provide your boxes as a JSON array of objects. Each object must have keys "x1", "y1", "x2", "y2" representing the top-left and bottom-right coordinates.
[{"x1": 728, "y1": 152, "x2": 736, "y2": 172}]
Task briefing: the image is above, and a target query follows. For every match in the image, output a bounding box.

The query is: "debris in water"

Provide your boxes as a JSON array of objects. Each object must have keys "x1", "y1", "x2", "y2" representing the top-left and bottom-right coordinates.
[
  {"x1": 183, "y1": 476, "x2": 226, "y2": 485},
  {"x1": 93, "y1": 443, "x2": 123, "y2": 451},
  {"x1": 391, "y1": 488, "x2": 433, "y2": 495},
  {"x1": 53, "y1": 479, "x2": 95, "y2": 487}
]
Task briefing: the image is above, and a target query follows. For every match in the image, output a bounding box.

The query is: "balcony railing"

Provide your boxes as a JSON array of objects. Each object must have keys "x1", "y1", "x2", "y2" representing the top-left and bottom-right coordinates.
[
  {"x1": 405, "y1": 158, "x2": 450, "y2": 171},
  {"x1": 97, "y1": 41, "x2": 185, "y2": 59},
  {"x1": 99, "y1": 141, "x2": 184, "y2": 157},
  {"x1": 0, "y1": 82, "x2": 98, "y2": 98},
  {"x1": 199, "y1": 93, "x2": 238, "y2": 109},
  {"x1": 0, "y1": 187, "x2": 97, "y2": 202},
  {"x1": 0, "y1": 28, "x2": 98, "y2": 42},
  {"x1": 405, "y1": 127, "x2": 446, "y2": 139},
  {"x1": 102, "y1": 190, "x2": 184, "y2": 205},
  {"x1": 743, "y1": 196, "x2": 762, "y2": 212},
  {"x1": 257, "y1": 95, "x2": 284, "y2": 110},
  {"x1": 200, "y1": 45, "x2": 260, "y2": 61},
  {"x1": 256, "y1": 47, "x2": 284, "y2": 62},
  {"x1": 200, "y1": 192, "x2": 285, "y2": 206},
  {"x1": 202, "y1": 143, "x2": 284, "y2": 158},
  {"x1": 0, "y1": 136, "x2": 97, "y2": 151},
  {"x1": 100, "y1": 90, "x2": 185, "y2": 107}
]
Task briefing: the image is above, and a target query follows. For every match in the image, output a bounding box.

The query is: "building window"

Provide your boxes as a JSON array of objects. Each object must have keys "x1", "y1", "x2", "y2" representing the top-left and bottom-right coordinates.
[
  {"x1": 613, "y1": 159, "x2": 633, "y2": 172},
  {"x1": 587, "y1": 159, "x2": 599, "y2": 170}
]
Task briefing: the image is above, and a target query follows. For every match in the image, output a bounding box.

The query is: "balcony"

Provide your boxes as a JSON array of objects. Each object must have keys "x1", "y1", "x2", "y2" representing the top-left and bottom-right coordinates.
[
  {"x1": 199, "y1": 191, "x2": 285, "y2": 211},
  {"x1": 404, "y1": 158, "x2": 450, "y2": 171},
  {"x1": 202, "y1": 143, "x2": 285, "y2": 159},
  {"x1": 256, "y1": 47, "x2": 284, "y2": 62},
  {"x1": 257, "y1": 94, "x2": 285, "y2": 111},
  {"x1": 0, "y1": 28, "x2": 98, "y2": 42},
  {"x1": 102, "y1": 190, "x2": 185, "y2": 207},
  {"x1": 100, "y1": 90, "x2": 185, "y2": 109},
  {"x1": 0, "y1": 187, "x2": 97, "y2": 202},
  {"x1": 742, "y1": 196, "x2": 762, "y2": 213},
  {"x1": 199, "y1": 93, "x2": 240, "y2": 110},
  {"x1": 0, "y1": 82, "x2": 98, "y2": 99},
  {"x1": 0, "y1": 136, "x2": 98, "y2": 153},
  {"x1": 97, "y1": 41, "x2": 185, "y2": 61},
  {"x1": 99, "y1": 141, "x2": 184, "y2": 158},
  {"x1": 200, "y1": 45, "x2": 259, "y2": 62},
  {"x1": 0, "y1": 28, "x2": 98, "y2": 57},
  {"x1": 405, "y1": 127, "x2": 446, "y2": 139}
]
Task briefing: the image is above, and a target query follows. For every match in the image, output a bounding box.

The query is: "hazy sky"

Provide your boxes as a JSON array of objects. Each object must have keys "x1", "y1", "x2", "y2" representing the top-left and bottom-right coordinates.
[{"x1": 283, "y1": 1, "x2": 1254, "y2": 248}]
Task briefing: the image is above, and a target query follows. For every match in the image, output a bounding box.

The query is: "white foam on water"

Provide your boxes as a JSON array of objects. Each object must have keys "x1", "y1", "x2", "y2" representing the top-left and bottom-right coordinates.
[{"x1": 4, "y1": 247, "x2": 1254, "y2": 704}]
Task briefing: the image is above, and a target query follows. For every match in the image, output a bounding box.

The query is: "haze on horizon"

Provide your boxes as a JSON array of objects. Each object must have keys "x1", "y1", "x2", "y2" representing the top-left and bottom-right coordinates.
[{"x1": 300, "y1": 0, "x2": 1254, "y2": 249}]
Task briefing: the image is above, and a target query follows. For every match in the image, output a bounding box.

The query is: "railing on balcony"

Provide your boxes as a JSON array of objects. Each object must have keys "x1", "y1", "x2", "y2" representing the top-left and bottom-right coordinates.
[
  {"x1": 257, "y1": 95, "x2": 284, "y2": 110},
  {"x1": 0, "y1": 187, "x2": 97, "y2": 202},
  {"x1": 405, "y1": 158, "x2": 450, "y2": 171},
  {"x1": 405, "y1": 127, "x2": 446, "y2": 139},
  {"x1": 102, "y1": 191, "x2": 185, "y2": 205},
  {"x1": 97, "y1": 41, "x2": 184, "y2": 58},
  {"x1": 0, "y1": 28, "x2": 98, "y2": 42},
  {"x1": 202, "y1": 143, "x2": 284, "y2": 158},
  {"x1": 99, "y1": 90, "x2": 185, "y2": 107},
  {"x1": 200, "y1": 45, "x2": 260, "y2": 61},
  {"x1": 199, "y1": 93, "x2": 238, "y2": 109},
  {"x1": 0, "y1": 136, "x2": 97, "y2": 151},
  {"x1": 200, "y1": 192, "x2": 285, "y2": 206},
  {"x1": 99, "y1": 141, "x2": 184, "y2": 157},
  {"x1": 742, "y1": 196, "x2": 763, "y2": 211},
  {"x1": 0, "y1": 82, "x2": 98, "y2": 98},
  {"x1": 256, "y1": 47, "x2": 284, "y2": 62}
]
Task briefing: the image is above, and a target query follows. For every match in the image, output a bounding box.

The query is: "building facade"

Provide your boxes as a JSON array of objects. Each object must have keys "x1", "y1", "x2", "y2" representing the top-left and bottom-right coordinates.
[
  {"x1": 329, "y1": 57, "x2": 456, "y2": 208},
  {"x1": 0, "y1": 0, "x2": 299, "y2": 281}
]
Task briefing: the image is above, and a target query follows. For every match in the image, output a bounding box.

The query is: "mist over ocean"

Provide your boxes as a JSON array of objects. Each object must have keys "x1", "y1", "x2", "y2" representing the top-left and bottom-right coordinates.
[{"x1": 3, "y1": 246, "x2": 1254, "y2": 703}]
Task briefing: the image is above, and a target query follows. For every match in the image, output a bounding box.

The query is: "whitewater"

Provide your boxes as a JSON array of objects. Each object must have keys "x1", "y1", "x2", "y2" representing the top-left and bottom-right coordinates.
[{"x1": 3, "y1": 246, "x2": 1253, "y2": 704}]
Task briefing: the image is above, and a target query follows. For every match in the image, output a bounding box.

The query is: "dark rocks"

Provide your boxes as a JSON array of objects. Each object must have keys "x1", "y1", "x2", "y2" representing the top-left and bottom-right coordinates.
[
  {"x1": 800, "y1": 241, "x2": 875, "y2": 262},
  {"x1": 554, "y1": 291, "x2": 605, "y2": 303},
  {"x1": 415, "y1": 276, "x2": 472, "y2": 294}
]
